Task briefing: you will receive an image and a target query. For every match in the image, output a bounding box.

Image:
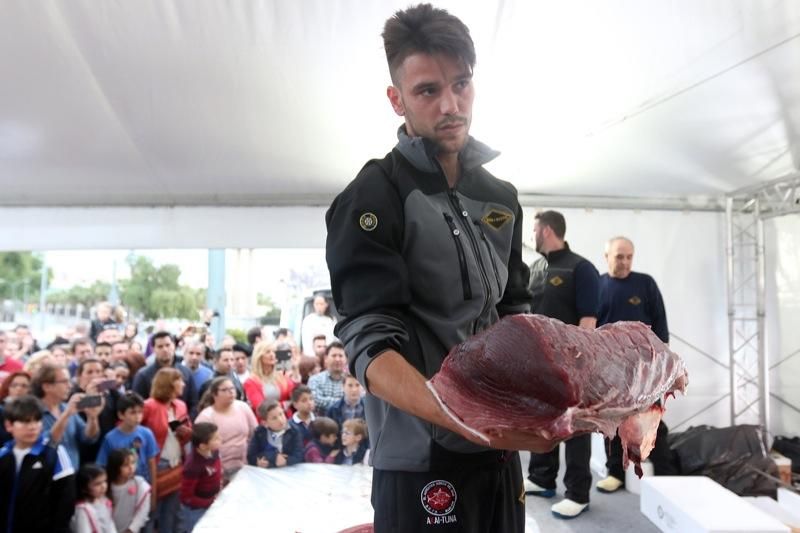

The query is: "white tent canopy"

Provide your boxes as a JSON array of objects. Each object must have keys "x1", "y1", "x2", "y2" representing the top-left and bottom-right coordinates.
[{"x1": 1, "y1": 0, "x2": 799, "y2": 212}]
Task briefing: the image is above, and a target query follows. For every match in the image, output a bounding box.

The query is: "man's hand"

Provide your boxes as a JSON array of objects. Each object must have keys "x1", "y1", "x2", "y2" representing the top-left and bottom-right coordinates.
[
  {"x1": 484, "y1": 429, "x2": 561, "y2": 453},
  {"x1": 65, "y1": 393, "x2": 83, "y2": 416},
  {"x1": 328, "y1": 449, "x2": 340, "y2": 458},
  {"x1": 83, "y1": 399, "x2": 104, "y2": 420},
  {"x1": 275, "y1": 454, "x2": 287, "y2": 467},
  {"x1": 427, "y1": 385, "x2": 560, "y2": 453},
  {"x1": 256, "y1": 456, "x2": 269, "y2": 468},
  {"x1": 175, "y1": 424, "x2": 192, "y2": 442}
]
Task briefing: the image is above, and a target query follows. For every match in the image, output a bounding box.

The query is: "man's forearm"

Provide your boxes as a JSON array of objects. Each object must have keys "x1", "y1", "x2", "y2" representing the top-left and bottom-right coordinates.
[
  {"x1": 365, "y1": 350, "x2": 452, "y2": 430},
  {"x1": 84, "y1": 416, "x2": 100, "y2": 439},
  {"x1": 578, "y1": 316, "x2": 596, "y2": 330}
]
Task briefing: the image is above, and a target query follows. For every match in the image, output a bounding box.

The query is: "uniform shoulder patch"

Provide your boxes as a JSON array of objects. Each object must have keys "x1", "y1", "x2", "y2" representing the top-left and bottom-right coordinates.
[
  {"x1": 628, "y1": 296, "x2": 642, "y2": 305},
  {"x1": 359, "y1": 212, "x2": 378, "y2": 232},
  {"x1": 549, "y1": 275, "x2": 564, "y2": 287},
  {"x1": 481, "y1": 209, "x2": 513, "y2": 230}
]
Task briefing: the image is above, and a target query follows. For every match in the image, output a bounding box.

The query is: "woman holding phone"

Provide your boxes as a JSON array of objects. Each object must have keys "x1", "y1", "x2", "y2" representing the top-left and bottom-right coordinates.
[
  {"x1": 243, "y1": 341, "x2": 298, "y2": 419},
  {"x1": 69, "y1": 357, "x2": 120, "y2": 464},
  {"x1": 142, "y1": 367, "x2": 191, "y2": 533}
]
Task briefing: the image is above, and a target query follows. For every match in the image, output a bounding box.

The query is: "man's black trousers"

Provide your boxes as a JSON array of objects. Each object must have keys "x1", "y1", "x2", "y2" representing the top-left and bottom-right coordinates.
[
  {"x1": 528, "y1": 434, "x2": 591, "y2": 504},
  {"x1": 371, "y1": 451, "x2": 525, "y2": 532}
]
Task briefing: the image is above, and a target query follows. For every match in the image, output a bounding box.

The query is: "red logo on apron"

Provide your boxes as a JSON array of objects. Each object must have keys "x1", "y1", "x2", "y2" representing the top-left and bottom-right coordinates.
[{"x1": 420, "y1": 480, "x2": 457, "y2": 516}]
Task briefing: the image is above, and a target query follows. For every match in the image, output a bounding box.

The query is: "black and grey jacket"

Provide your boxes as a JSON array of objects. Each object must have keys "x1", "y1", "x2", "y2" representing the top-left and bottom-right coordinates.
[{"x1": 325, "y1": 128, "x2": 532, "y2": 472}]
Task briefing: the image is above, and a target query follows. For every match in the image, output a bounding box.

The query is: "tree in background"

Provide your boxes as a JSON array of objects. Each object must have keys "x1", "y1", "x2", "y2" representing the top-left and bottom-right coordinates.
[
  {"x1": 0, "y1": 252, "x2": 51, "y2": 301},
  {"x1": 256, "y1": 293, "x2": 281, "y2": 325},
  {"x1": 49, "y1": 280, "x2": 111, "y2": 308},
  {"x1": 121, "y1": 256, "x2": 205, "y2": 320}
]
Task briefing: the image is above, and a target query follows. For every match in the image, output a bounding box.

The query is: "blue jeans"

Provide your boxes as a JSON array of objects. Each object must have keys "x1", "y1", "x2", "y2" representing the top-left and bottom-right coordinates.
[
  {"x1": 180, "y1": 504, "x2": 207, "y2": 532},
  {"x1": 156, "y1": 491, "x2": 181, "y2": 533},
  {"x1": 156, "y1": 459, "x2": 182, "y2": 533}
]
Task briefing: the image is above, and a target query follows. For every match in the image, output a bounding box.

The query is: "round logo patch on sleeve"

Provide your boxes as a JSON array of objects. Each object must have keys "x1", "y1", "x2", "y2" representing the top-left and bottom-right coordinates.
[{"x1": 359, "y1": 212, "x2": 378, "y2": 231}]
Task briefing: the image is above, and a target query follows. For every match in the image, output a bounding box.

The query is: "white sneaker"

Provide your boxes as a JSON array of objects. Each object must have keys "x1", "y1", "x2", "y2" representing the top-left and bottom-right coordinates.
[
  {"x1": 551, "y1": 498, "x2": 589, "y2": 519},
  {"x1": 523, "y1": 478, "x2": 555, "y2": 498},
  {"x1": 596, "y1": 475, "x2": 624, "y2": 493}
]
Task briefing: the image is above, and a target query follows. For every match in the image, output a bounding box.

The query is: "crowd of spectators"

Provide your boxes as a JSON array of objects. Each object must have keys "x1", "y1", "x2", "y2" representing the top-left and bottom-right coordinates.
[{"x1": 0, "y1": 303, "x2": 368, "y2": 533}]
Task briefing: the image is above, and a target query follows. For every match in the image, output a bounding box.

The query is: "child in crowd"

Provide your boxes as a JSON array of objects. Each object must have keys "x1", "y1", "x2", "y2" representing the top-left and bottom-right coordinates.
[
  {"x1": 72, "y1": 463, "x2": 116, "y2": 533},
  {"x1": 289, "y1": 385, "x2": 315, "y2": 446},
  {"x1": 336, "y1": 418, "x2": 369, "y2": 466},
  {"x1": 0, "y1": 395, "x2": 76, "y2": 533},
  {"x1": 107, "y1": 448, "x2": 151, "y2": 533},
  {"x1": 247, "y1": 400, "x2": 303, "y2": 468},
  {"x1": 303, "y1": 417, "x2": 340, "y2": 464},
  {"x1": 111, "y1": 361, "x2": 131, "y2": 393},
  {"x1": 180, "y1": 422, "x2": 223, "y2": 532},
  {"x1": 96, "y1": 392, "x2": 159, "y2": 486},
  {"x1": 326, "y1": 374, "x2": 365, "y2": 430}
]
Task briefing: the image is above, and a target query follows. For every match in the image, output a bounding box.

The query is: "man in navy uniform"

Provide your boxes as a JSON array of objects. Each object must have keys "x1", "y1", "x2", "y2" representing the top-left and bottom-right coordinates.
[
  {"x1": 525, "y1": 210, "x2": 600, "y2": 519},
  {"x1": 595, "y1": 236, "x2": 677, "y2": 493}
]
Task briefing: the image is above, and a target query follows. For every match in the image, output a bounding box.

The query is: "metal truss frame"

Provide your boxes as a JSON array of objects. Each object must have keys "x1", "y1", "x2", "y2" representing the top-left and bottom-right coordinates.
[{"x1": 725, "y1": 172, "x2": 800, "y2": 445}]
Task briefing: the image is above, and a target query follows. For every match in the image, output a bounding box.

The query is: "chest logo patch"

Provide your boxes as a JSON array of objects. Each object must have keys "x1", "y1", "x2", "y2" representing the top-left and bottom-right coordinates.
[
  {"x1": 549, "y1": 276, "x2": 564, "y2": 287},
  {"x1": 359, "y1": 212, "x2": 378, "y2": 232},
  {"x1": 628, "y1": 296, "x2": 642, "y2": 305},
  {"x1": 420, "y1": 480, "x2": 457, "y2": 516},
  {"x1": 481, "y1": 209, "x2": 513, "y2": 230}
]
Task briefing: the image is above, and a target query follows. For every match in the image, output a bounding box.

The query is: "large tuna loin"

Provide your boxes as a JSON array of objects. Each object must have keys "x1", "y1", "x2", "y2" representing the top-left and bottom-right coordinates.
[{"x1": 427, "y1": 314, "x2": 688, "y2": 474}]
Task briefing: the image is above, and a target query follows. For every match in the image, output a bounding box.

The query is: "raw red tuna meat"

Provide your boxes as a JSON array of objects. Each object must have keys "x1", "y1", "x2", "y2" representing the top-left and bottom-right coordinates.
[
  {"x1": 337, "y1": 525, "x2": 373, "y2": 533},
  {"x1": 427, "y1": 314, "x2": 688, "y2": 474}
]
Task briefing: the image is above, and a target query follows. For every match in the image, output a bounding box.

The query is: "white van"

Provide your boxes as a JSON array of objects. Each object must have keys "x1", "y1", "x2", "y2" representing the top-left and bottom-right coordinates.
[{"x1": 279, "y1": 289, "x2": 340, "y2": 352}]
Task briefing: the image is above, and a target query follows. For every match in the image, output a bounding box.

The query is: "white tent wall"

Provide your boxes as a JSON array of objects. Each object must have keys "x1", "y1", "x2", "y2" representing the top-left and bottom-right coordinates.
[
  {"x1": 766, "y1": 214, "x2": 800, "y2": 438},
  {"x1": 521, "y1": 207, "x2": 729, "y2": 431}
]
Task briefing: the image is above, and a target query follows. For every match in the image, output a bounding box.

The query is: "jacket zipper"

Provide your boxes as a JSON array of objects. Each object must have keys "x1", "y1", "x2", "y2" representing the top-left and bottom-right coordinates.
[
  {"x1": 443, "y1": 213, "x2": 472, "y2": 300},
  {"x1": 473, "y1": 219, "x2": 503, "y2": 295},
  {"x1": 447, "y1": 191, "x2": 492, "y2": 333}
]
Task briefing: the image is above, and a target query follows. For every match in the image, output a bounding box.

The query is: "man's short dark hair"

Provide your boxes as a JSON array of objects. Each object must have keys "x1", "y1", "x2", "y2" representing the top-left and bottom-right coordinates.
[
  {"x1": 312, "y1": 334, "x2": 327, "y2": 343},
  {"x1": 257, "y1": 400, "x2": 281, "y2": 421},
  {"x1": 291, "y1": 384, "x2": 312, "y2": 404},
  {"x1": 151, "y1": 331, "x2": 173, "y2": 344},
  {"x1": 95, "y1": 341, "x2": 111, "y2": 351},
  {"x1": 116, "y1": 392, "x2": 145, "y2": 416},
  {"x1": 246, "y1": 327, "x2": 262, "y2": 346},
  {"x1": 214, "y1": 347, "x2": 232, "y2": 361},
  {"x1": 325, "y1": 341, "x2": 345, "y2": 356},
  {"x1": 310, "y1": 417, "x2": 339, "y2": 439},
  {"x1": 4, "y1": 395, "x2": 43, "y2": 423},
  {"x1": 71, "y1": 337, "x2": 92, "y2": 353},
  {"x1": 535, "y1": 210, "x2": 567, "y2": 240},
  {"x1": 232, "y1": 343, "x2": 251, "y2": 357},
  {"x1": 382, "y1": 3, "x2": 475, "y2": 84},
  {"x1": 192, "y1": 422, "x2": 219, "y2": 448}
]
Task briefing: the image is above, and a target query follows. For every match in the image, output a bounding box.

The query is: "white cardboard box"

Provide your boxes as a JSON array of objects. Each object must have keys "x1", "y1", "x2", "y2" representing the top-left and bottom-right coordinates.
[
  {"x1": 745, "y1": 497, "x2": 800, "y2": 532},
  {"x1": 640, "y1": 476, "x2": 790, "y2": 533}
]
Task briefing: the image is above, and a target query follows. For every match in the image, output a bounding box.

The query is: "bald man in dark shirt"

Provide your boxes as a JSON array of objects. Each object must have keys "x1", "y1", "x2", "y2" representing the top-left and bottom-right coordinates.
[{"x1": 595, "y1": 236, "x2": 677, "y2": 493}]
